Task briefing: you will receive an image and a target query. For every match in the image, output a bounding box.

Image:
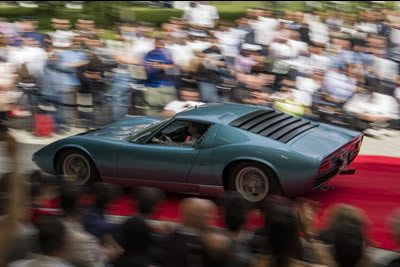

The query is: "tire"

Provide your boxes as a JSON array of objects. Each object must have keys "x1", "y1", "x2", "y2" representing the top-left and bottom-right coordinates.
[
  {"x1": 56, "y1": 149, "x2": 99, "y2": 186},
  {"x1": 228, "y1": 162, "x2": 281, "y2": 205}
]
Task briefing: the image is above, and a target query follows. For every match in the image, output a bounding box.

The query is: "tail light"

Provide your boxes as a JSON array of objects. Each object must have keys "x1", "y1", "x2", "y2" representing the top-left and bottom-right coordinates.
[{"x1": 318, "y1": 161, "x2": 330, "y2": 174}]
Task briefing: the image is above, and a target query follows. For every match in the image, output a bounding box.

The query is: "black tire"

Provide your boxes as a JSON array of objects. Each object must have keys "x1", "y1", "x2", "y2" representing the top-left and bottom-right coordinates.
[
  {"x1": 228, "y1": 162, "x2": 281, "y2": 206},
  {"x1": 56, "y1": 149, "x2": 99, "y2": 185}
]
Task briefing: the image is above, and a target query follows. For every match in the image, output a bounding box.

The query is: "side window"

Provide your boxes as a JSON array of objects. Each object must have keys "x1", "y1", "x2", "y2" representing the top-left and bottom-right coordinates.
[{"x1": 148, "y1": 120, "x2": 211, "y2": 146}]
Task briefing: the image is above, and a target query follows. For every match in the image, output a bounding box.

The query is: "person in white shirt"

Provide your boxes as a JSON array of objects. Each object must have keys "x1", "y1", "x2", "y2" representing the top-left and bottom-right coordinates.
[
  {"x1": 161, "y1": 88, "x2": 204, "y2": 117},
  {"x1": 183, "y1": 1, "x2": 219, "y2": 29},
  {"x1": 308, "y1": 18, "x2": 330, "y2": 47},
  {"x1": 250, "y1": 8, "x2": 279, "y2": 46},
  {"x1": 165, "y1": 37, "x2": 195, "y2": 70},
  {"x1": 215, "y1": 23, "x2": 242, "y2": 65},
  {"x1": 7, "y1": 36, "x2": 47, "y2": 83},
  {"x1": 344, "y1": 87, "x2": 399, "y2": 137},
  {"x1": 50, "y1": 18, "x2": 77, "y2": 42}
]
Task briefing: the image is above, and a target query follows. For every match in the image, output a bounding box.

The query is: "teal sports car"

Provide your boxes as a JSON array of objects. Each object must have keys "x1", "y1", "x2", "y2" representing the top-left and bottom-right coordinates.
[{"x1": 33, "y1": 103, "x2": 363, "y2": 203}]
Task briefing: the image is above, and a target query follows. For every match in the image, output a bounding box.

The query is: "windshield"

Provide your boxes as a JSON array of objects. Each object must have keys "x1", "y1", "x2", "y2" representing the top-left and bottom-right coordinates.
[{"x1": 127, "y1": 119, "x2": 170, "y2": 143}]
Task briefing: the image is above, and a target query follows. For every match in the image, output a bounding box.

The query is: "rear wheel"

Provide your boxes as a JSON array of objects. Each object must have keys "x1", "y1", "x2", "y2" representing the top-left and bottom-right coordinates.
[
  {"x1": 229, "y1": 162, "x2": 281, "y2": 205},
  {"x1": 56, "y1": 149, "x2": 99, "y2": 185}
]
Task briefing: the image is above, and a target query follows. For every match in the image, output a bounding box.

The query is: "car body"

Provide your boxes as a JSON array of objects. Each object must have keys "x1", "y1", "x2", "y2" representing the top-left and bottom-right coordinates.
[{"x1": 33, "y1": 103, "x2": 363, "y2": 202}]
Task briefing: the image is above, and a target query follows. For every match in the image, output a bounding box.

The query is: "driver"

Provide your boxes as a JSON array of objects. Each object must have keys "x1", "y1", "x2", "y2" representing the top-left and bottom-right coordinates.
[
  {"x1": 152, "y1": 122, "x2": 208, "y2": 145},
  {"x1": 183, "y1": 122, "x2": 204, "y2": 145}
]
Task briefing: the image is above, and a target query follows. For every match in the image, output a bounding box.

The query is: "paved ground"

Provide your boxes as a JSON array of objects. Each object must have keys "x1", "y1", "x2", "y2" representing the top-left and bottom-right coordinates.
[
  {"x1": 360, "y1": 135, "x2": 400, "y2": 157},
  {"x1": 0, "y1": 128, "x2": 399, "y2": 261}
]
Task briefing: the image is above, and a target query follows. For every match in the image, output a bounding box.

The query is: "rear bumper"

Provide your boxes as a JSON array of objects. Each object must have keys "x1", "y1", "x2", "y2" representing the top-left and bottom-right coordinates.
[{"x1": 313, "y1": 135, "x2": 363, "y2": 189}]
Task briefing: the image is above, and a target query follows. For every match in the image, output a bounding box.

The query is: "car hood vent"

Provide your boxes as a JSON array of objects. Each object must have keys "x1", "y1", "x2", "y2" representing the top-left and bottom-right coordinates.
[{"x1": 229, "y1": 109, "x2": 318, "y2": 143}]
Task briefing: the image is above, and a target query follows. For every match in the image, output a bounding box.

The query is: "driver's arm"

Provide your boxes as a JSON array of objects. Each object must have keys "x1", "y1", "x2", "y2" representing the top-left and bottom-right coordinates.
[{"x1": 151, "y1": 136, "x2": 173, "y2": 144}]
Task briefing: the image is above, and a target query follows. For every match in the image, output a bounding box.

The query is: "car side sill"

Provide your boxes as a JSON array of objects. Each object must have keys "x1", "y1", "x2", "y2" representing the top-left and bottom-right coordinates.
[{"x1": 102, "y1": 176, "x2": 225, "y2": 197}]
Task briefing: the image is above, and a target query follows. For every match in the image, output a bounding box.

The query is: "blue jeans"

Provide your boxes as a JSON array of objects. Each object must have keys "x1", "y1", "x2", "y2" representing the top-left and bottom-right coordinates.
[
  {"x1": 198, "y1": 82, "x2": 219, "y2": 103},
  {"x1": 45, "y1": 94, "x2": 70, "y2": 132},
  {"x1": 110, "y1": 72, "x2": 132, "y2": 122}
]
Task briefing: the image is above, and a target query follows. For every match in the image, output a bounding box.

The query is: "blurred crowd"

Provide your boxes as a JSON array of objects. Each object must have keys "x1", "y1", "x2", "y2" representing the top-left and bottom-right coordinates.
[
  {"x1": 1, "y1": 136, "x2": 400, "y2": 267},
  {"x1": 0, "y1": 2, "x2": 399, "y2": 137}
]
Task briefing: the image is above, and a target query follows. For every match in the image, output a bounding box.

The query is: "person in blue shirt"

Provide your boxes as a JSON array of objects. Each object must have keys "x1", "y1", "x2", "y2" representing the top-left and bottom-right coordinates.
[
  {"x1": 48, "y1": 37, "x2": 88, "y2": 133},
  {"x1": 83, "y1": 183, "x2": 119, "y2": 240},
  {"x1": 143, "y1": 38, "x2": 178, "y2": 116}
]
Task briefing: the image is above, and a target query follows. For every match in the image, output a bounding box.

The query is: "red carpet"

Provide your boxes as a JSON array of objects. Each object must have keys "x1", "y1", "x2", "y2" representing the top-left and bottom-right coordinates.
[{"x1": 36, "y1": 155, "x2": 400, "y2": 251}]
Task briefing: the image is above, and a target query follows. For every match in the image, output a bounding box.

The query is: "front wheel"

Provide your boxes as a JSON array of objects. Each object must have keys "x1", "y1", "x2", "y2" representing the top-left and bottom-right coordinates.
[
  {"x1": 229, "y1": 162, "x2": 281, "y2": 204},
  {"x1": 56, "y1": 149, "x2": 99, "y2": 185}
]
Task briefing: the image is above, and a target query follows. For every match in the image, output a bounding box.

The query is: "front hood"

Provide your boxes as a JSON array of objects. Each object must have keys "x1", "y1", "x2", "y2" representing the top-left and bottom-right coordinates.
[
  {"x1": 290, "y1": 123, "x2": 361, "y2": 159},
  {"x1": 85, "y1": 116, "x2": 164, "y2": 141}
]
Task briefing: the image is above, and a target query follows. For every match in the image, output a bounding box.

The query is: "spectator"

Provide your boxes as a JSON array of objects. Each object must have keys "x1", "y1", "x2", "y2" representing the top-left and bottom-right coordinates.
[
  {"x1": 51, "y1": 17, "x2": 75, "y2": 41},
  {"x1": 18, "y1": 17, "x2": 44, "y2": 47},
  {"x1": 195, "y1": 41, "x2": 227, "y2": 102},
  {"x1": 333, "y1": 218, "x2": 373, "y2": 267},
  {"x1": 7, "y1": 35, "x2": 47, "y2": 84},
  {"x1": 223, "y1": 192, "x2": 253, "y2": 267},
  {"x1": 110, "y1": 22, "x2": 141, "y2": 122},
  {"x1": 60, "y1": 182, "x2": 110, "y2": 267},
  {"x1": 183, "y1": 1, "x2": 219, "y2": 29},
  {"x1": 52, "y1": 32, "x2": 88, "y2": 130},
  {"x1": 234, "y1": 44, "x2": 259, "y2": 74},
  {"x1": 136, "y1": 187, "x2": 164, "y2": 219},
  {"x1": 235, "y1": 17, "x2": 256, "y2": 45},
  {"x1": 160, "y1": 198, "x2": 215, "y2": 267},
  {"x1": 308, "y1": 13, "x2": 330, "y2": 47},
  {"x1": 143, "y1": 38, "x2": 178, "y2": 116},
  {"x1": 0, "y1": 172, "x2": 22, "y2": 265},
  {"x1": 383, "y1": 209, "x2": 400, "y2": 267},
  {"x1": 77, "y1": 55, "x2": 108, "y2": 128},
  {"x1": 115, "y1": 187, "x2": 166, "y2": 265},
  {"x1": 231, "y1": 73, "x2": 273, "y2": 106},
  {"x1": 251, "y1": 197, "x2": 334, "y2": 266},
  {"x1": 113, "y1": 216, "x2": 153, "y2": 267},
  {"x1": 344, "y1": 86, "x2": 399, "y2": 136},
  {"x1": 3, "y1": 174, "x2": 39, "y2": 265},
  {"x1": 9, "y1": 215, "x2": 70, "y2": 267},
  {"x1": 251, "y1": 8, "x2": 279, "y2": 47},
  {"x1": 0, "y1": 129, "x2": 19, "y2": 261},
  {"x1": 75, "y1": 18, "x2": 96, "y2": 39},
  {"x1": 320, "y1": 65, "x2": 357, "y2": 105},
  {"x1": 201, "y1": 229, "x2": 234, "y2": 267},
  {"x1": 271, "y1": 78, "x2": 312, "y2": 117},
  {"x1": 160, "y1": 87, "x2": 203, "y2": 117},
  {"x1": 83, "y1": 183, "x2": 119, "y2": 239},
  {"x1": 317, "y1": 204, "x2": 366, "y2": 245},
  {"x1": 215, "y1": 21, "x2": 242, "y2": 67}
]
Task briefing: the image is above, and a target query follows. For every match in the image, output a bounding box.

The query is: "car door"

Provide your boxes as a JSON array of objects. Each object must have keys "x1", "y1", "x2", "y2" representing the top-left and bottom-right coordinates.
[{"x1": 116, "y1": 119, "x2": 209, "y2": 184}]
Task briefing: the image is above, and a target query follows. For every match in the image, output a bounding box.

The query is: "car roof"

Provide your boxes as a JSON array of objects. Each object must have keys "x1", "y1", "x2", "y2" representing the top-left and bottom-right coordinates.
[{"x1": 174, "y1": 103, "x2": 270, "y2": 124}]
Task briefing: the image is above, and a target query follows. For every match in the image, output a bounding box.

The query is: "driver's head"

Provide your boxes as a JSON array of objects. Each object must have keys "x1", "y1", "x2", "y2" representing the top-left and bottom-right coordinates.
[
  {"x1": 188, "y1": 122, "x2": 208, "y2": 137},
  {"x1": 188, "y1": 122, "x2": 197, "y2": 136}
]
